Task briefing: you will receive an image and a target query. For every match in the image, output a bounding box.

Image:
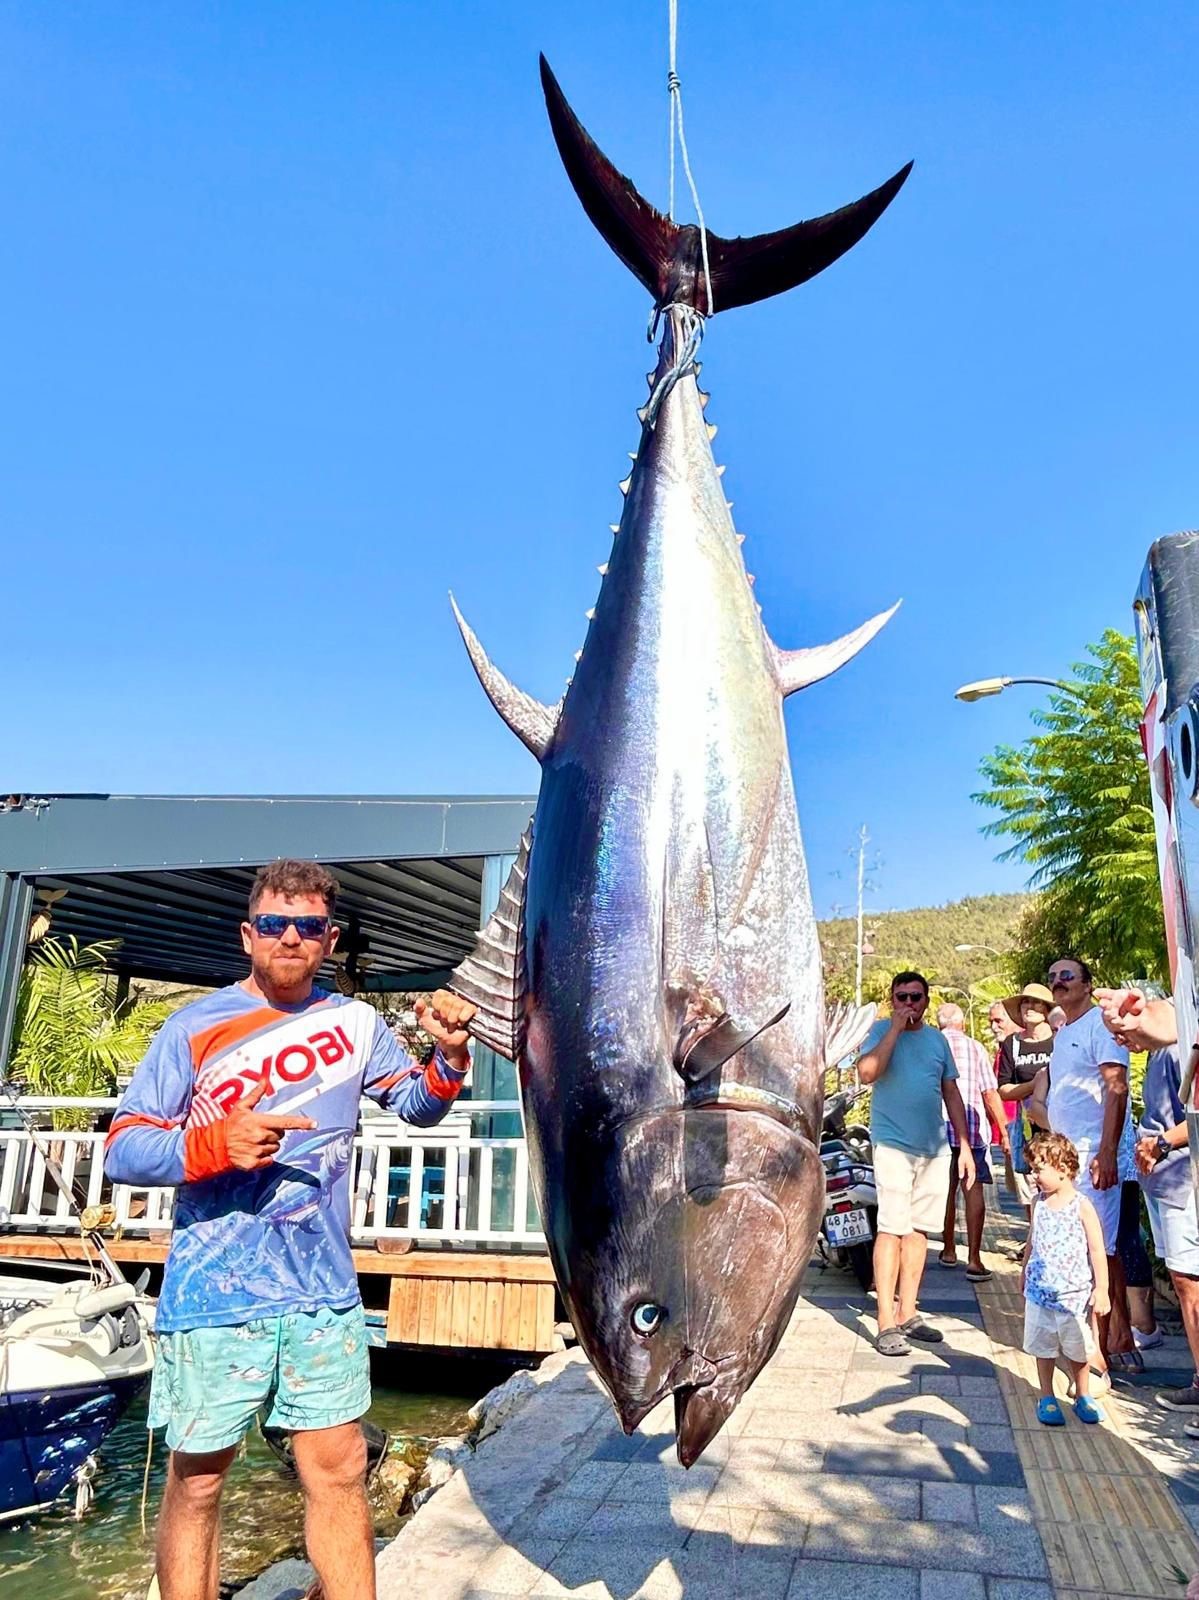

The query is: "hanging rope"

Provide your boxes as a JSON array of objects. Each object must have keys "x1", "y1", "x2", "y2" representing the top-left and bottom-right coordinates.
[{"x1": 666, "y1": 0, "x2": 714, "y2": 315}]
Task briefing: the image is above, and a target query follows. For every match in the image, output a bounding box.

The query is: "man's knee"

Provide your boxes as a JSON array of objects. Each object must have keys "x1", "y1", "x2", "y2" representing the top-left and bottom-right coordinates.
[
  {"x1": 294, "y1": 1423, "x2": 368, "y2": 1495},
  {"x1": 166, "y1": 1448, "x2": 236, "y2": 1511}
]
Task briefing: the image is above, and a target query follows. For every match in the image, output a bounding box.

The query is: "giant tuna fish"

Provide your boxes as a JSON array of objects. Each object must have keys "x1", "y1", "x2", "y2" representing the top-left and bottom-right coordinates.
[{"x1": 450, "y1": 57, "x2": 909, "y2": 1465}]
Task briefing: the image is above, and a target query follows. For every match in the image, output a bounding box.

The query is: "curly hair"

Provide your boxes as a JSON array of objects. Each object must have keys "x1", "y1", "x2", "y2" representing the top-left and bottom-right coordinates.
[
  {"x1": 248, "y1": 858, "x2": 339, "y2": 918},
  {"x1": 1025, "y1": 1131, "x2": 1080, "y2": 1180}
]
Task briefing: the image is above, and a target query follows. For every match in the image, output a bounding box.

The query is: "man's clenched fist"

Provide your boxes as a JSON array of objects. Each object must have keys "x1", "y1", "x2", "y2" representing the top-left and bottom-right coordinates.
[
  {"x1": 415, "y1": 990, "x2": 477, "y2": 1067},
  {"x1": 225, "y1": 1075, "x2": 317, "y2": 1171}
]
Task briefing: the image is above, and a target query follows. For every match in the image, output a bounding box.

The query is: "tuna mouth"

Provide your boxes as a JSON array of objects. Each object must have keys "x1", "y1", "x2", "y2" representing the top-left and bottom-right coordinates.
[
  {"x1": 674, "y1": 1383, "x2": 738, "y2": 1467},
  {"x1": 683, "y1": 1080, "x2": 811, "y2": 1135}
]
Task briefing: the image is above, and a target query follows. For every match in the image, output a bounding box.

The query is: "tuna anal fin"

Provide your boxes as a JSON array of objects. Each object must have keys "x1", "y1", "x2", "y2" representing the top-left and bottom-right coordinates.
[
  {"x1": 450, "y1": 595, "x2": 557, "y2": 760},
  {"x1": 449, "y1": 825, "x2": 531, "y2": 1062},
  {"x1": 675, "y1": 1001, "x2": 791, "y2": 1085},
  {"x1": 772, "y1": 601, "x2": 900, "y2": 697},
  {"x1": 824, "y1": 1002, "x2": 878, "y2": 1068}
]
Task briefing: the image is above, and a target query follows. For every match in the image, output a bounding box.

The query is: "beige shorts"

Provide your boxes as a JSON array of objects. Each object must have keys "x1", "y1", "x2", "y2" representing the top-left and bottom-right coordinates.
[
  {"x1": 874, "y1": 1144, "x2": 953, "y2": 1235},
  {"x1": 1004, "y1": 1153, "x2": 1037, "y2": 1207},
  {"x1": 1023, "y1": 1300, "x2": 1094, "y2": 1363}
]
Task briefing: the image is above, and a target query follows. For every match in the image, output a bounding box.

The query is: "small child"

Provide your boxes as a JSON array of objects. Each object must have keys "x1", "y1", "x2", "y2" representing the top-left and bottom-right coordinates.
[{"x1": 1021, "y1": 1131, "x2": 1110, "y2": 1425}]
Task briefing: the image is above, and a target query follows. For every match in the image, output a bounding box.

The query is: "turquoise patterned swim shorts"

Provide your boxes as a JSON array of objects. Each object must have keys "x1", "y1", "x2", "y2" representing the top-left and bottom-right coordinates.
[{"x1": 148, "y1": 1302, "x2": 371, "y2": 1454}]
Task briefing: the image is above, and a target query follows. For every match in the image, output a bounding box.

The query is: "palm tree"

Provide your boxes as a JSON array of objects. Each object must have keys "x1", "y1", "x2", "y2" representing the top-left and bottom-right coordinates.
[{"x1": 8, "y1": 937, "x2": 177, "y2": 1128}]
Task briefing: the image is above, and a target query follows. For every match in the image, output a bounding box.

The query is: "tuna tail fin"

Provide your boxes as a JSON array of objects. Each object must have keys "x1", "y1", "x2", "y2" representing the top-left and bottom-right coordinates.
[
  {"x1": 771, "y1": 600, "x2": 901, "y2": 698},
  {"x1": 540, "y1": 54, "x2": 911, "y2": 315},
  {"x1": 450, "y1": 594, "x2": 558, "y2": 761}
]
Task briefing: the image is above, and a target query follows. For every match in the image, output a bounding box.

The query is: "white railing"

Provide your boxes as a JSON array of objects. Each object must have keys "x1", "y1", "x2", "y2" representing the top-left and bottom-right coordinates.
[{"x1": 0, "y1": 1098, "x2": 545, "y2": 1251}]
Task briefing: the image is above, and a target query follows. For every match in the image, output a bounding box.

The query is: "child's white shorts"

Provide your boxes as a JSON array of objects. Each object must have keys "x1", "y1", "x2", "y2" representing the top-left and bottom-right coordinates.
[{"x1": 1023, "y1": 1300, "x2": 1094, "y2": 1363}]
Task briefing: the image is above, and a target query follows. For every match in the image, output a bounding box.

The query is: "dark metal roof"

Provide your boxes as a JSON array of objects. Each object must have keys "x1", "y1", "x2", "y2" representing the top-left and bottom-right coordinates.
[{"x1": 3, "y1": 794, "x2": 536, "y2": 991}]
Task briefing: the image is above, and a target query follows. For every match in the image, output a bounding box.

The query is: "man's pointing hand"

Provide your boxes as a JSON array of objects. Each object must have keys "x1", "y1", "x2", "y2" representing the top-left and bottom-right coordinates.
[{"x1": 225, "y1": 1075, "x2": 317, "y2": 1171}]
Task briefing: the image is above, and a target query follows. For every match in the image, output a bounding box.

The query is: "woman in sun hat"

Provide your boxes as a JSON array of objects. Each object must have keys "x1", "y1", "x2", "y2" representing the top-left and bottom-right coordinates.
[{"x1": 997, "y1": 983, "x2": 1056, "y2": 1212}]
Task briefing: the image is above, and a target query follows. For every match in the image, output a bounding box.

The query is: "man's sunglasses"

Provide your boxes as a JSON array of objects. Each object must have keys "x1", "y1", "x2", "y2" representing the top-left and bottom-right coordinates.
[
  {"x1": 894, "y1": 990, "x2": 926, "y2": 1003},
  {"x1": 1047, "y1": 970, "x2": 1080, "y2": 984},
  {"x1": 250, "y1": 914, "x2": 330, "y2": 941}
]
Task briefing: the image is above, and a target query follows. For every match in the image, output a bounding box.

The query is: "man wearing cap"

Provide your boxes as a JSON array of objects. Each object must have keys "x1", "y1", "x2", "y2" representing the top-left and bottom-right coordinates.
[
  {"x1": 996, "y1": 983, "x2": 1056, "y2": 1212},
  {"x1": 936, "y1": 1003, "x2": 1009, "y2": 1281}
]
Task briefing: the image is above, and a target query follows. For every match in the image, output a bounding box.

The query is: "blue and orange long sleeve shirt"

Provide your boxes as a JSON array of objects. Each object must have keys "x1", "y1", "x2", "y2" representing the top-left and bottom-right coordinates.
[{"x1": 104, "y1": 984, "x2": 467, "y2": 1332}]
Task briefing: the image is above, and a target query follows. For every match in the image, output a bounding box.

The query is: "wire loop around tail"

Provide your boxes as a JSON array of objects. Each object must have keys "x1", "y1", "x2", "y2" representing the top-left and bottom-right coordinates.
[{"x1": 645, "y1": 303, "x2": 705, "y2": 429}]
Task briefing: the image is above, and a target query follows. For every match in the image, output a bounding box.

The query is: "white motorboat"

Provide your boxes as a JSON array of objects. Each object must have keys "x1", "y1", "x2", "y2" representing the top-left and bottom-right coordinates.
[{"x1": 0, "y1": 1263, "x2": 154, "y2": 1522}]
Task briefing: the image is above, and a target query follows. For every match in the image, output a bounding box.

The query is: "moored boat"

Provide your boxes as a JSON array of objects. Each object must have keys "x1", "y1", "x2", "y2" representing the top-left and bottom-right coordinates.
[{"x1": 0, "y1": 1266, "x2": 154, "y2": 1522}]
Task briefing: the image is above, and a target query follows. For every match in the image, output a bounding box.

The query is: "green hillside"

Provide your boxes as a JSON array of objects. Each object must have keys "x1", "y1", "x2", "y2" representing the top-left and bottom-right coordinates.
[{"x1": 819, "y1": 893, "x2": 1030, "y2": 1005}]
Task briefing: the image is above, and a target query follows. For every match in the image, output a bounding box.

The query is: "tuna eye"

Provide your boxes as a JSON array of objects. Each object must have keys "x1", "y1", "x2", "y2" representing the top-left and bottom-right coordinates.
[{"x1": 630, "y1": 1302, "x2": 665, "y2": 1337}]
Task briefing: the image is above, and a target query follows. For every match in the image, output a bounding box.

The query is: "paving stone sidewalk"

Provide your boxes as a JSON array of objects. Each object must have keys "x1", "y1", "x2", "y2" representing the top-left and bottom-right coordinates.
[{"x1": 370, "y1": 1244, "x2": 1055, "y2": 1600}]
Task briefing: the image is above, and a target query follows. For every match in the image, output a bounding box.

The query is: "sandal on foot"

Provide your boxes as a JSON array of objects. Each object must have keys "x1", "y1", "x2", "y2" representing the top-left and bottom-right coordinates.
[
  {"x1": 1074, "y1": 1395, "x2": 1104, "y2": 1424},
  {"x1": 1037, "y1": 1397, "x2": 1066, "y2": 1426},
  {"x1": 876, "y1": 1328, "x2": 911, "y2": 1356},
  {"x1": 1109, "y1": 1350, "x2": 1145, "y2": 1374},
  {"x1": 937, "y1": 1252, "x2": 960, "y2": 1268},
  {"x1": 901, "y1": 1315, "x2": 945, "y2": 1344},
  {"x1": 965, "y1": 1266, "x2": 992, "y2": 1282}
]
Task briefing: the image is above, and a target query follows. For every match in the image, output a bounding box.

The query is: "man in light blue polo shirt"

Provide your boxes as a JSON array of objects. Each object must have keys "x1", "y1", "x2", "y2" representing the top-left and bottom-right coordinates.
[{"x1": 858, "y1": 971, "x2": 975, "y2": 1355}]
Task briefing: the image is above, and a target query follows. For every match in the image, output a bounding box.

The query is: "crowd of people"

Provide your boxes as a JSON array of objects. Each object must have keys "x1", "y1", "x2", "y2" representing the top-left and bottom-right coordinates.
[{"x1": 859, "y1": 963, "x2": 1198, "y2": 1433}]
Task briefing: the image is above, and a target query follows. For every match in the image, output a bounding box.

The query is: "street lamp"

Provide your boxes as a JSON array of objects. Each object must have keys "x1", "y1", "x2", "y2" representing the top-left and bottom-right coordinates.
[
  {"x1": 955, "y1": 943, "x2": 1004, "y2": 959},
  {"x1": 954, "y1": 676, "x2": 1068, "y2": 703}
]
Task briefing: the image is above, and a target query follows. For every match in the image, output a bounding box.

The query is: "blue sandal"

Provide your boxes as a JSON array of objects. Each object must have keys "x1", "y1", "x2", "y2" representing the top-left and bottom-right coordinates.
[
  {"x1": 1074, "y1": 1395, "x2": 1104, "y2": 1424},
  {"x1": 1037, "y1": 1397, "x2": 1066, "y2": 1426}
]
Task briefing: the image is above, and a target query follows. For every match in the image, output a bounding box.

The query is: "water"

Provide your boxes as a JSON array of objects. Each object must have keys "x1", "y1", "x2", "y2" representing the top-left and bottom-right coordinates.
[{"x1": 2, "y1": 1349, "x2": 515, "y2": 1600}]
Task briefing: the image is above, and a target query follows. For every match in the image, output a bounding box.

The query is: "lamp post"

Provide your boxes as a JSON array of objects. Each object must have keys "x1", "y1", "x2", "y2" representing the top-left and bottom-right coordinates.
[
  {"x1": 955, "y1": 943, "x2": 1005, "y2": 960},
  {"x1": 954, "y1": 676, "x2": 1068, "y2": 703}
]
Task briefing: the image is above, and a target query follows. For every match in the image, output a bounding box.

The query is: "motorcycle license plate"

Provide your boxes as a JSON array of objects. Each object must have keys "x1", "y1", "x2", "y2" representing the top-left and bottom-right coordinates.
[{"x1": 825, "y1": 1207, "x2": 871, "y2": 1244}]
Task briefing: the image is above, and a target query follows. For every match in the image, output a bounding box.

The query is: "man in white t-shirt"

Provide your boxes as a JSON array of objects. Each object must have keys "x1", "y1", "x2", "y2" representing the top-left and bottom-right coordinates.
[{"x1": 1044, "y1": 955, "x2": 1130, "y2": 1362}]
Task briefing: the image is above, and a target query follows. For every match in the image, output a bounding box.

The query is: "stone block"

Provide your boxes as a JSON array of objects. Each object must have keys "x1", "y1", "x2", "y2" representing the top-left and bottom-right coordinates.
[
  {"x1": 960, "y1": 1376, "x2": 1001, "y2": 1397},
  {"x1": 470, "y1": 1541, "x2": 566, "y2": 1596},
  {"x1": 786, "y1": 1559, "x2": 919, "y2": 1598},
  {"x1": 954, "y1": 1396, "x2": 1009, "y2": 1424},
  {"x1": 605, "y1": 1461, "x2": 721, "y2": 1504},
  {"x1": 964, "y1": 1424, "x2": 1017, "y2": 1452},
  {"x1": 923, "y1": 1419, "x2": 970, "y2": 1447},
  {"x1": 986, "y1": 1585, "x2": 1054, "y2": 1600},
  {"x1": 919, "y1": 1375, "x2": 962, "y2": 1396},
  {"x1": 974, "y1": 1487, "x2": 1033, "y2": 1531},
  {"x1": 558, "y1": 1460, "x2": 627, "y2": 1497},
  {"x1": 920, "y1": 1481, "x2": 976, "y2": 1523},
  {"x1": 921, "y1": 1572, "x2": 985, "y2": 1600}
]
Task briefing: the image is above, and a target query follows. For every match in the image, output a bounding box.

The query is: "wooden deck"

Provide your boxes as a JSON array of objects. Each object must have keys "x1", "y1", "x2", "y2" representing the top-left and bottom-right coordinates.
[{"x1": 0, "y1": 1233, "x2": 559, "y2": 1355}]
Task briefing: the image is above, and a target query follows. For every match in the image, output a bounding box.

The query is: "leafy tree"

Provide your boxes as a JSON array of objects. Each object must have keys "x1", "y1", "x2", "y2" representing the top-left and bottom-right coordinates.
[
  {"x1": 8, "y1": 937, "x2": 177, "y2": 1126},
  {"x1": 973, "y1": 630, "x2": 1166, "y2": 986}
]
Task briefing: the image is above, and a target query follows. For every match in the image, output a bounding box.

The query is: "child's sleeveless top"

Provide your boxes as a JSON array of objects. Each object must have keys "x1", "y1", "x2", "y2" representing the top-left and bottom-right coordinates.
[{"x1": 1025, "y1": 1195, "x2": 1092, "y2": 1315}]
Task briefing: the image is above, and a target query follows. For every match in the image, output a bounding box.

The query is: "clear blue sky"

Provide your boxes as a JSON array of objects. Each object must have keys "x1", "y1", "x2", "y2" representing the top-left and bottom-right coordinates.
[{"x1": 4, "y1": 3, "x2": 1197, "y2": 917}]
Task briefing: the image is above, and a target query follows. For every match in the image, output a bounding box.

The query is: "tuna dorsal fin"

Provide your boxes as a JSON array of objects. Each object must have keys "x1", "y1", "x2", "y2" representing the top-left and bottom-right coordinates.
[
  {"x1": 539, "y1": 54, "x2": 911, "y2": 316},
  {"x1": 824, "y1": 1001, "x2": 878, "y2": 1068},
  {"x1": 450, "y1": 595, "x2": 558, "y2": 760},
  {"x1": 449, "y1": 825, "x2": 531, "y2": 1063},
  {"x1": 771, "y1": 601, "x2": 901, "y2": 698},
  {"x1": 674, "y1": 1000, "x2": 791, "y2": 1085}
]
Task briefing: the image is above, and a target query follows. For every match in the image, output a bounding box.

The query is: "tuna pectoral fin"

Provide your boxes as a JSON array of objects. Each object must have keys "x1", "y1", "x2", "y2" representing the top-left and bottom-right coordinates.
[
  {"x1": 825, "y1": 1002, "x2": 878, "y2": 1068},
  {"x1": 449, "y1": 826, "x2": 531, "y2": 1063},
  {"x1": 540, "y1": 55, "x2": 911, "y2": 315},
  {"x1": 771, "y1": 601, "x2": 901, "y2": 697},
  {"x1": 675, "y1": 1001, "x2": 791, "y2": 1085},
  {"x1": 450, "y1": 595, "x2": 557, "y2": 760}
]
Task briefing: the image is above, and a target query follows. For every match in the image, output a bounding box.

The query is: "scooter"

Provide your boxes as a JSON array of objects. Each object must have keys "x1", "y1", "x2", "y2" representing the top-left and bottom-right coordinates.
[{"x1": 818, "y1": 1087, "x2": 877, "y2": 1292}]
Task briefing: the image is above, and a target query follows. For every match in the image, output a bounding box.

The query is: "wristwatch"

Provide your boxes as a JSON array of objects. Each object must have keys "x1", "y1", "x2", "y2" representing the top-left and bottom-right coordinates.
[{"x1": 1154, "y1": 1134, "x2": 1172, "y2": 1162}]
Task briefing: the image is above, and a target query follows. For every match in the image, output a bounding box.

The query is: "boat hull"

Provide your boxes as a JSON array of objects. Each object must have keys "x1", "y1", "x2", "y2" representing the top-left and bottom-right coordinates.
[{"x1": 0, "y1": 1372, "x2": 149, "y2": 1522}]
